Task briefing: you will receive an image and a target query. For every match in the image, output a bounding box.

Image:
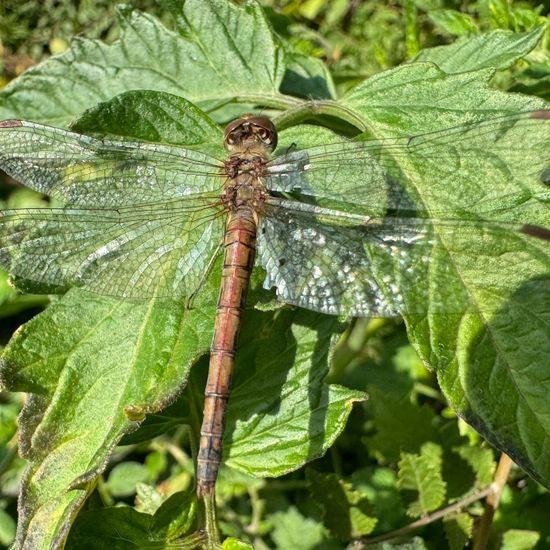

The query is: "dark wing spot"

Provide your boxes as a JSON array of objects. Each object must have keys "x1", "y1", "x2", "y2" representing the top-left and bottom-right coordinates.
[
  {"x1": 0, "y1": 119, "x2": 23, "y2": 128},
  {"x1": 521, "y1": 224, "x2": 550, "y2": 241},
  {"x1": 530, "y1": 110, "x2": 550, "y2": 120},
  {"x1": 279, "y1": 258, "x2": 286, "y2": 266}
]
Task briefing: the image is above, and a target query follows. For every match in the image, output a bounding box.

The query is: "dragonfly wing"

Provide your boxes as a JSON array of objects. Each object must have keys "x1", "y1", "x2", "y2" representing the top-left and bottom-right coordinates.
[
  {"x1": 265, "y1": 111, "x2": 550, "y2": 218},
  {"x1": 0, "y1": 197, "x2": 224, "y2": 300},
  {"x1": 0, "y1": 120, "x2": 224, "y2": 207},
  {"x1": 257, "y1": 199, "x2": 550, "y2": 316}
]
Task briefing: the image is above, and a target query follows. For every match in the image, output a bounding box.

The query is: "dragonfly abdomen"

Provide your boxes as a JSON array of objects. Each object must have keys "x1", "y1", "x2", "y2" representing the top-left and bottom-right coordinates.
[{"x1": 197, "y1": 207, "x2": 257, "y2": 497}]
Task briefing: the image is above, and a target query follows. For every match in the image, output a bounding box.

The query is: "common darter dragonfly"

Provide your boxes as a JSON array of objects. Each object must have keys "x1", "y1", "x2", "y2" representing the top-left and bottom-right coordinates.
[{"x1": 0, "y1": 111, "x2": 549, "y2": 497}]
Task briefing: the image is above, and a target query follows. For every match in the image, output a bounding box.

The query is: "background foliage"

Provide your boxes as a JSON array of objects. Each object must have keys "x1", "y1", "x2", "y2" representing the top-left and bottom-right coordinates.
[{"x1": 0, "y1": 1, "x2": 549, "y2": 549}]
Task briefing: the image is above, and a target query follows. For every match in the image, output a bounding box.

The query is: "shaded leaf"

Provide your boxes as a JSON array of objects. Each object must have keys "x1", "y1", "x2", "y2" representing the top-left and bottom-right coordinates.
[
  {"x1": 66, "y1": 490, "x2": 197, "y2": 549},
  {"x1": 307, "y1": 469, "x2": 377, "y2": 539},
  {"x1": 71, "y1": 90, "x2": 222, "y2": 147},
  {"x1": 397, "y1": 442, "x2": 446, "y2": 517},
  {"x1": 223, "y1": 308, "x2": 367, "y2": 476},
  {"x1": 443, "y1": 512, "x2": 474, "y2": 550},
  {"x1": 269, "y1": 506, "x2": 339, "y2": 550}
]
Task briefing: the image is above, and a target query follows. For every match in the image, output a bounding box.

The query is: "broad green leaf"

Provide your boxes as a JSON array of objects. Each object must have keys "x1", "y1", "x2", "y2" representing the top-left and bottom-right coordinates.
[
  {"x1": 443, "y1": 513, "x2": 474, "y2": 550},
  {"x1": 337, "y1": 60, "x2": 550, "y2": 488},
  {"x1": 223, "y1": 308, "x2": 367, "y2": 476},
  {"x1": 342, "y1": 62, "x2": 547, "y2": 136},
  {"x1": 71, "y1": 90, "x2": 222, "y2": 147},
  {"x1": 307, "y1": 469, "x2": 377, "y2": 539},
  {"x1": 66, "y1": 489, "x2": 197, "y2": 549},
  {"x1": 413, "y1": 27, "x2": 544, "y2": 73},
  {"x1": 0, "y1": 284, "x2": 216, "y2": 549},
  {"x1": 397, "y1": 442, "x2": 446, "y2": 517},
  {"x1": 0, "y1": 1, "x2": 288, "y2": 126}
]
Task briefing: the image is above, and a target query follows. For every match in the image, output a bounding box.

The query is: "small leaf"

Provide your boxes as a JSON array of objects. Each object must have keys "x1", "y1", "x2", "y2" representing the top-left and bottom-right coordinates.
[
  {"x1": 501, "y1": 529, "x2": 540, "y2": 550},
  {"x1": 365, "y1": 387, "x2": 438, "y2": 463},
  {"x1": 443, "y1": 512, "x2": 474, "y2": 550},
  {"x1": 222, "y1": 538, "x2": 254, "y2": 550},
  {"x1": 105, "y1": 462, "x2": 151, "y2": 498},
  {"x1": 397, "y1": 442, "x2": 446, "y2": 517},
  {"x1": 453, "y1": 445, "x2": 495, "y2": 487},
  {"x1": 427, "y1": 10, "x2": 479, "y2": 36},
  {"x1": 307, "y1": 469, "x2": 377, "y2": 539},
  {"x1": 269, "y1": 506, "x2": 338, "y2": 550}
]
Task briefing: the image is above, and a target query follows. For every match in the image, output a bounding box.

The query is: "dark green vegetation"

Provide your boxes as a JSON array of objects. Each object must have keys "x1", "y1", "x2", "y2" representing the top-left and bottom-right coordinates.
[{"x1": 1, "y1": 1, "x2": 549, "y2": 548}]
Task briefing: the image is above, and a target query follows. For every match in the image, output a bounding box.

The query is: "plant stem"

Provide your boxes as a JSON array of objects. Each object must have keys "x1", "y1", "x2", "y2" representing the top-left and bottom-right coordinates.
[
  {"x1": 349, "y1": 485, "x2": 493, "y2": 548},
  {"x1": 472, "y1": 453, "x2": 513, "y2": 550},
  {"x1": 272, "y1": 100, "x2": 369, "y2": 132},
  {"x1": 202, "y1": 492, "x2": 221, "y2": 549}
]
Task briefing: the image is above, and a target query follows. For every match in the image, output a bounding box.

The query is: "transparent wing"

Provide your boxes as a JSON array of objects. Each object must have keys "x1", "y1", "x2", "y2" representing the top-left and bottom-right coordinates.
[
  {"x1": 257, "y1": 198, "x2": 550, "y2": 316},
  {"x1": 0, "y1": 196, "x2": 225, "y2": 299},
  {"x1": 266, "y1": 111, "x2": 550, "y2": 217},
  {"x1": 0, "y1": 120, "x2": 224, "y2": 207}
]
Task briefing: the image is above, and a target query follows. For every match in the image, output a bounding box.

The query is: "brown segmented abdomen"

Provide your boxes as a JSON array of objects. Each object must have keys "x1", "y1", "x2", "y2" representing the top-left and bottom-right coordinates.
[{"x1": 196, "y1": 206, "x2": 257, "y2": 497}]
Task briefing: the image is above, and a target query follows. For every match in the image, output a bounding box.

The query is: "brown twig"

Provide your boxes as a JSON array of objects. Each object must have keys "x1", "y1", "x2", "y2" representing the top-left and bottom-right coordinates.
[
  {"x1": 347, "y1": 485, "x2": 494, "y2": 549},
  {"x1": 473, "y1": 453, "x2": 513, "y2": 550}
]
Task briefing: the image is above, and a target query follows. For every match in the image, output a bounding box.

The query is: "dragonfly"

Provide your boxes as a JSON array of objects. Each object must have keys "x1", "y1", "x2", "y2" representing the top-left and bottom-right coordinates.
[{"x1": 0, "y1": 110, "x2": 549, "y2": 498}]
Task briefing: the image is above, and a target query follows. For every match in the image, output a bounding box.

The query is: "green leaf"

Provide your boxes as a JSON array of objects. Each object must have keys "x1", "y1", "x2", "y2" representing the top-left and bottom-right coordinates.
[
  {"x1": 443, "y1": 512, "x2": 474, "y2": 550},
  {"x1": 342, "y1": 62, "x2": 547, "y2": 136},
  {"x1": 0, "y1": 284, "x2": 216, "y2": 548},
  {"x1": 269, "y1": 506, "x2": 339, "y2": 550},
  {"x1": 222, "y1": 538, "x2": 254, "y2": 550},
  {"x1": 337, "y1": 60, "x2": 550, "y2": 489},
  {"x1": 71, "y1": 90, "x2": 222, "y2": 147},
  {"x1": 453, "y1": 445, "x2": 495, "y2": 487},
  {"x1": 104, "y1": 462, "x2": 151, "y2": 498},
  {"x1": 280, "y1": 52, "x2": 336, "y2": 100},
  {"x1": 365, "y1": 387, "x2": 438, "y2": 463},
  {"x1": 223, "y1": 308, "x2": 367, "y2": 476},
  {"x1": 501, "y1": 529, "x2": 540, "y2": 550},
  {"x1": 352, "y1": 467, "x2": 406, "y2": 533},
  {"x1": 307, "y1": 469, "x2": 377, "y2": 539},
  {"x1": 427, "y1": 10, "x2": 479, "y2": 36},
  {"x1": 66, "y1": 490, "x2": 197, "y2": 549},
  {"x1": 397, "y1": 442, "x2": 446, "y2": 517},
  {"x1": 412, "y1": 26, "x2": 545, "y2": 73},
  {"x1": 0, "y1": 508, "x2": 16, "y2": 547},
  {"x1": 0, "y1": 1, "x2": 287, "y2": 126}
]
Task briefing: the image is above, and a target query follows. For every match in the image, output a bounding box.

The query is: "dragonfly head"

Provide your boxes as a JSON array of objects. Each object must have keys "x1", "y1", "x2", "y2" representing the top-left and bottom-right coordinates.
[{"x1": 224, "y1": 114, "x2": 278, "y2": 154}]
